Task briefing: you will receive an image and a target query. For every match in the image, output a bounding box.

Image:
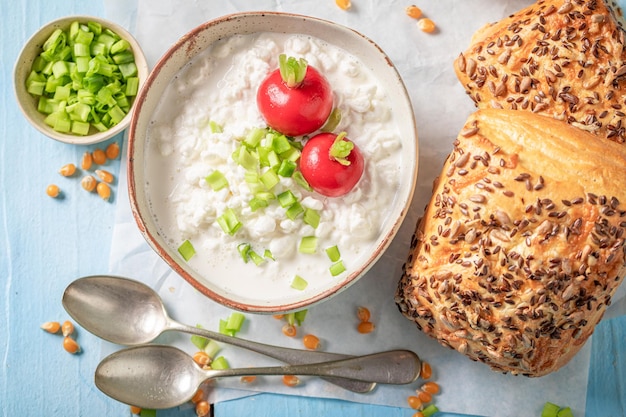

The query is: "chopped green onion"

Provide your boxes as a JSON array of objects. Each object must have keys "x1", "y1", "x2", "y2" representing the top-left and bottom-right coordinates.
[
  {"x1": 190, "y1": 324, "x2": 209, "y2": 350},
  {"x1": 139, "y1": 409, "x2": 156, "y2": 417},
  {"x1": 421, "y1": 404, "x2": 439, "y2": 417},
  {"x1": 303, "y1": 208, "x2": 320, "y2": 228},
  {"x1": 249, "y1": 197, "x2": 270, "y2": 212},
  {"x1": 285, "y1": 202, "x2": 304, "y2": 220},
  {"x1": 217, "y1": 209, "x2": 242, "y2": 236},
  {"x1": 277, "y1": 159, "x2": 297, "y2": 177},
  {"x1": 244, "y1": 127, "x2": 265, "y2": 148},
  {"x1": 329, "y1": 260, "x2": 346, "y2": 276},
  {"x1": 248, "y1": 250, "x2": 265, "y2": 266},
  {"x1": 177, "y1": 240, "x2": 196, "y2": 261},
  {"x1": 277, "y1": 190, "x2": 297, "y2": 208},
  {"x1": 225, "y1": 312, "x2": 246, "y2": 334},
  {"x1": 271, "y1": 134, "x2": 292, "y2": 154},
  {"x1": 260, "y1": 169, "x2": 279, "y2": 190},
  {"x1": 264, "y1": 249, "x2": 274, "y2": 260},
  {"x1": 293, "y1": 171, "x2": 312, "y2": 191},
  {"x1": 219, "y1": 319, "x2": 233, "y2": 336},
  {"x1": 325, "y1": 245, "x2": 341, "y2": 262},
  {"x1": 557, "y1": 407, "x2": 574, "y2": 417},
  {"x1": 542, "y1": 403, "x2": 561, "y2": 417},
  {"x1": 211, "y1": 356, "x2": 230, "y2": 370},
  {"x1": 237, "y1": 243, "x2": 251, "y2": 263},
  {"x1": 203, "y1": 339, "x2": 221, "y2": 359},
  {"x1": 291, "y1": 275, "x2": 308, "y2": 291},
  {"x1": 294, "y1": 309, "x2": 308, "y2": 326},
  {"x1": 205, "y1": 170, "x2": 229, "y2": 191},
  {"x1": 298, "y1": 236, "x2": 318, "y2": 254}
]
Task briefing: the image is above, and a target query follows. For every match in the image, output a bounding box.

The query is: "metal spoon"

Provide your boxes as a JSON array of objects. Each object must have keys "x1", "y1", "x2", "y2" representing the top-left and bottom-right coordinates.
[
  {"x1": 95, "y1": 344, "x2": 421, "y2": 409},
  {"x1": 63, "y1": 275, "x2": 381, "y2": 392}
]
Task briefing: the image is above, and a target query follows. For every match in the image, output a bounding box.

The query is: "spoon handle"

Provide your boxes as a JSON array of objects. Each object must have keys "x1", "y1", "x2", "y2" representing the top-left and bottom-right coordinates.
[
  {"x1": 171, "y1": 321, "x2": 377, "y2": 393},
  {"x1": 207, "y1": 349, "x2": 421, "y2": 385}
]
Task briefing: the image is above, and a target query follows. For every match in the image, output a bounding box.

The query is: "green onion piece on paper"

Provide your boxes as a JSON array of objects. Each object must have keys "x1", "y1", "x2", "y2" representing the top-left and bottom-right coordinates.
[
  {"x1": 541, "y1": 403, "x2": 561, "y2": 417},
  {"x1": 210, "y1": 356, "x2": 230, "y2": 370},
  {"x1": 294, "y1": 309, "x2": 308, "y2": 326},
  {"x1": 421, "y1": 404, "x2": 439, "y2": 417},
  {"x1": 190, "y1": 324, "x2": 209, "y2": 350},
  {"x1": 177, "y1": 240, "x2": 195, "y2": 261},
  {"x1": 225, "y1": 312, "x2": 246, "y2": 334},
  {"x1": 557, "y1": 407, "x2": 574, "y2": 417}
]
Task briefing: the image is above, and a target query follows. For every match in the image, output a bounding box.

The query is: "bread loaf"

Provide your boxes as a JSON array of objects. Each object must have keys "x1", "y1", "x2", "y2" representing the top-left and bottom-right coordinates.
[
  {"x1": 454, "y1": 0, "x2": 626, "y2": 143},
  {"x1": 395, "y1": 109, "x2": 626, "y2": 376}
]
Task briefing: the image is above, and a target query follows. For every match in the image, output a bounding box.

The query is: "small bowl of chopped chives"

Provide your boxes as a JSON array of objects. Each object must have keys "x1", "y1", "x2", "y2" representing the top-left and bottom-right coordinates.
[{"x1": 14, "y1": 16, "x2": 149, "y2": 145}]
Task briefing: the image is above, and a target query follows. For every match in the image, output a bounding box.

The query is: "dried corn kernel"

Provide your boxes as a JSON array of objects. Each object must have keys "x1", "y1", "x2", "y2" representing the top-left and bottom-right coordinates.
[
  {"x1": 412, "y1": 412, "x2": 425, "y2": 417},
  {"x1": 421, "y1": 381, "x2": 440, "y2": 395},
  {"x1": 303, "y1": 334, "x2": 321, "y2": 350},
  {"x1": 420, "y1": 361, "x2": 432, "y2": 379},
  {"x1": 193, "y1": 351, "x2": 211, "y2": 367},
  {"x1": 407, "y1": 395, "x2": 423, "y2": 410},
  {"x1": 81, "y1": 151, "x2": 93, "y2": 170},
  {"x1": 59, "y1": 163, "x2": 77, "y2": 177},
  {"x1": 282, "y1": 323, "x2": 297, "y2": 337},
  {"x1": 357, "y1": 321, "x2": 375, "y2": 334},
  {"x1": 61, "y1": 320, "x2": 74, "y2": 337},
  {"x1": 240, "y1": 375, "x2": 257, "y2": 384},
  {"x1": 95, "y1": 169, "x2": 114, "y2": 184},
  {"x1": 105, "y1": 141, "x2": 120, "y2": 160},
  {"x1": 96, "y1": 182, "x2": 111, "y2": 201},
  {"x1": 81, "y1": 175, "x2": 97, "y2": 192},
  {"x1": 417, "y1": 17, "x2": 436, "y2": 33},
  {"x1": 63, "y1": 336, "x2": 80, "y2": 354},
  {"x1": 41, "y1": 321, "x2": 61, "y2": 333},
  {"x1": 405, "y1": 5, "x2": 422, "y2": 19},
  {"x1": 195, "y1": 400, "x2": 210, "y2": 417},
  {"x1": 273, "y1": 314, "x2": 285, "y2": 320},
  {"x1": 417, "y1": 390, "x2": 432, "y2": 404},
  {"x1": 336, "y1": 0, "x2": 351, "y2": 10},
  {"x1": 356, "y1": 306, "x2": 371, "y2": 322},
  {"x1": 46, "y1": 184, "x2": 60, "y2": 198},
  {"x1": 92, "y1": 148, "x2": 107, "y2": 165},
  {"x1": 191, "y1": 389, "x2": 204, "y2": 404},
  {"x1": 282, "y1": 375, "x2": 300, "y2": 387},
  {"x1": 130, "y1": 406, "x2": 141, "y2": 415}
]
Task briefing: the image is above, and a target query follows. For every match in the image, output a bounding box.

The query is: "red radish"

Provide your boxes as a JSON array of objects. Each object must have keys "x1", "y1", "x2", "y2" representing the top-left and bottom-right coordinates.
[
  {"x1": 299, "y1": 132, "x2": 364, "y2": 197},
  {"x1": 257, "y1": 55, "x2": 333, "y2": 137}
]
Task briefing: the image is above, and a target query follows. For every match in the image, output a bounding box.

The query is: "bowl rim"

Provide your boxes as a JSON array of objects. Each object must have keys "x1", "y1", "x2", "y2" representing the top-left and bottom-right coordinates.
[
  {"x1": 127, "y1": 11, "x2": 419, "y2": 313},
  {"x1": 13, "y1": 15, "x2": 149, "y2": 145}
]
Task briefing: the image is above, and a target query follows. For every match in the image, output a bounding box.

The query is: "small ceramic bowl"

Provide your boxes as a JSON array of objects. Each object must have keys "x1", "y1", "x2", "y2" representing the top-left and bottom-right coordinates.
[
  {"x1": 14, "y1": 16, "x2": 149, "y2": 145},
  {"x1": 128, "y1": 12, "x2": 419, "y2": 313}
]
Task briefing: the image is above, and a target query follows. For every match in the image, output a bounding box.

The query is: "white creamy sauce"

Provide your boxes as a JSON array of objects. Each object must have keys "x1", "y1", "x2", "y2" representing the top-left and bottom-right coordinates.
[{"x1": 145, "y1": 32, "x2": 403, "y2": 304}]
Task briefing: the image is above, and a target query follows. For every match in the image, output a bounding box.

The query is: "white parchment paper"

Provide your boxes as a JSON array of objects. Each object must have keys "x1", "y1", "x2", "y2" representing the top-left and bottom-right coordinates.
[{"x1": 104, "y1": 1, "x2": 626, "y2": 415}]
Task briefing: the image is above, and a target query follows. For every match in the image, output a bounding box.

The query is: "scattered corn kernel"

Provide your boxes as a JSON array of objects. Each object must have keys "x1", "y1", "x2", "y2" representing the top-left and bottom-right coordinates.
[
  {"x1": 95, "y1": 169, "x2": 114, "y2": 184},
  {"x1": 421, "y1": 361, "x2": 432, "y2": 379},
  {"x1": 191, "y1": 389, "x2": 204, "y2": 404},
  {"x1": 357, "y1": 321, "x2": 375, "y2": 334},
  {"x1": 405, "y1": 5, "x2": 422, "y2": 19},
  {"x1": 282, "y1": 375, "x2": 300, "y2": 387},
  {"x1": 282, "y1": 323, "x2": 297, "y2": 337},
  {"x1": 92, "y1": 148, "x2": 107, "y2": 165},
  {"x1": 417, "y1": 17, "x2": 436, "y2": 33},
  {"x1": 193, "y1": 351, "x2": 211, "y2": 367},
  {"x1": 46, "y1": 184, "x2": 60, "y2": 198},
  {"x1": 59, "y1": 163, "x2": 77, "y2": 177},
  {"x1": 421, "y1": 381, "x2": 440, "y2": 395},
  {"x1": 81, "y1": 151, "x2": 93, "y2": 170},
  {"x1": 130, "y1": 406, "x2": 142, "y2": 415},
  {"x1": 195, "y1": 400, "x2": 210, "y2": 417},
  {"x1": 81, "y1": 175, "x2": 97, "y2": 192},
  {"x1": 63, "y1": 336, "x2": 80, "y2": 354},
  {"x1": 240, "y1": 375, "x2": 257, "y2": 384},
  {"x1": 273, "y1": 314, "x2": 285, "y2": 320},
  {"x1": 335, "y1": 0, "x2": 351, "y2": 10},
  {"x1": 407, "y1": 395, "x2": 423, "y2": 410},
  {"x1": 105, "y1": 141, "x2": 120, "y2": 160},
  {"x1": 417, "y1": 390, "x2": 432, "y2": 404},
  {"x1": 303, "y1": 334, "x2": 321, "y2": 350},
  {"x1": 412, "y1": 412, "x2": 425, "y2": 417},
  {"x1": 356, "y1": 306, "x2": 371, "y2": 322},
  {"x1": 96, "y1": 182, "x2": 112, "y2": 200},
  {"x1": 61, "y1": 320, "x2": 74, "y2": 337},
  {"x1": 41, "y1": 321, "x2": 61, "y2": 333}
]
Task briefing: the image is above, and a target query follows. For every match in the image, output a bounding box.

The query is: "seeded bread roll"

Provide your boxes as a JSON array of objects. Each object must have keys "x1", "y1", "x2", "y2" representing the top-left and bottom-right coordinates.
[
  {"x1": 395, "y1": 109, "x2": 626, "y2": 377},
  {"x1": 454, "y1": 0, "x2": 626, "y2": 143}
]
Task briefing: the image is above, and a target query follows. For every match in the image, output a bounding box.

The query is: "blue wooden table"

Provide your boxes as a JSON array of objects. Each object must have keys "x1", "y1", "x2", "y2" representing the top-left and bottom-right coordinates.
[{"x1": 1, "y1": 1, "x2": 625, "y2": 416}]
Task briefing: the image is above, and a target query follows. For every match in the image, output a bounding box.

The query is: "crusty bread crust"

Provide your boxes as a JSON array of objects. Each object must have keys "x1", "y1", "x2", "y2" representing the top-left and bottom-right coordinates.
[
  {"x1": 454, "y1": 0, "x2": 626, "y2": 143},
  {"x1": 396, "y1": 109, "x2": 626, "y2": 376}
]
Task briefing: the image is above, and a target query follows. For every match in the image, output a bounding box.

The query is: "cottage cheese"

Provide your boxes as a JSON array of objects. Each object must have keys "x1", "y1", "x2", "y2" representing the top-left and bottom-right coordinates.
[{"x1": 145, "y1": 32, "x2": 403, "y2": 303}]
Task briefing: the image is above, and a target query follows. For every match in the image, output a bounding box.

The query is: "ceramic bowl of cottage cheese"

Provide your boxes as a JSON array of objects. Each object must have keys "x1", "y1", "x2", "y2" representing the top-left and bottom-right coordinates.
[{"x1": 128, "y1": 12, "x2": 418, "y2": 313}]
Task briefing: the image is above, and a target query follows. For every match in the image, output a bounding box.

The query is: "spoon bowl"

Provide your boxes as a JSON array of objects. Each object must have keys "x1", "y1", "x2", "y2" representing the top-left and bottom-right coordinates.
[
  {"x1": 95, "y1": 345, "x2": 421, "y2": 409},
  {"x1": 63, "y1": 275, "x2": 381, "y2": 392}
]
